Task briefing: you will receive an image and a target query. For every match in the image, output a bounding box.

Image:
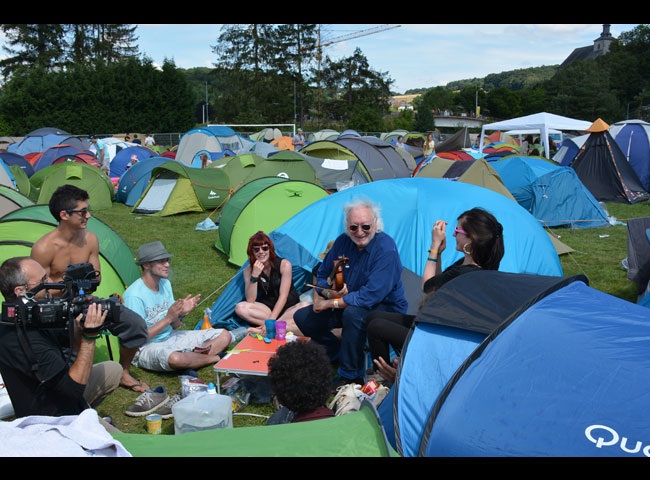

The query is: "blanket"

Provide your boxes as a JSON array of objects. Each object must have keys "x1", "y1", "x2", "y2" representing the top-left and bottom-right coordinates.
[{"x1": 0, "y1": 409, "x2": 131, "y2": 457}]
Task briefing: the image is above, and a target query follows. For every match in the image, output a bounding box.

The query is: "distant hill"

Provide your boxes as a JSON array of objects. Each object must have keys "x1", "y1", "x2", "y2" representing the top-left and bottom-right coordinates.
[{"x1": 403, "y1": 65, "x2": 558, "y2": 95}]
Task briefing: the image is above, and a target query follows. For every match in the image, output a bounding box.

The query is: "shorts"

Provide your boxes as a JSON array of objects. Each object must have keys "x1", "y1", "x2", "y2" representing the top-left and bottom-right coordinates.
[{"x1": 132, "y1": 328, "x2": 232, "y2": 372}]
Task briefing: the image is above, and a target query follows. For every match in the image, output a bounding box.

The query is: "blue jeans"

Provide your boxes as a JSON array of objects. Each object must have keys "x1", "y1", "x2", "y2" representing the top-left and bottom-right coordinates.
[{"x1": 294, "y1": 304, "x2": 372, "y2": 380}]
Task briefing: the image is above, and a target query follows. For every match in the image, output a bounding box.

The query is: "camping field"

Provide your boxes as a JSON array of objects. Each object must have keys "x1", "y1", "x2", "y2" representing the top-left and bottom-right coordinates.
[{"x1": 92, "y1": 200, "x2": 650, "y2": 435}]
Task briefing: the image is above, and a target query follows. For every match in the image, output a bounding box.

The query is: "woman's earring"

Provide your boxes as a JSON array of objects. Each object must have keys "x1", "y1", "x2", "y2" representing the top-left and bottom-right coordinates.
[{"x1": 463, "y1": 242, "x2": 472, "y2": 255}]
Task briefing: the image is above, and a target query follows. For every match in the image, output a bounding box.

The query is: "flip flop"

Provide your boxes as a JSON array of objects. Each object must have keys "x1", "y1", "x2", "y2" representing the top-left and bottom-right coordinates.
[{"x1": 120, "y1": 381, "x2": 149, "y2": 393}]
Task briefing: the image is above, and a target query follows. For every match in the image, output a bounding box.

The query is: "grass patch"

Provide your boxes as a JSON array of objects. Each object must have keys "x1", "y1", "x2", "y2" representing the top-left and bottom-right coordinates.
[{"x1": 91, "y1": 200, "x2": 650, "y2": 434}]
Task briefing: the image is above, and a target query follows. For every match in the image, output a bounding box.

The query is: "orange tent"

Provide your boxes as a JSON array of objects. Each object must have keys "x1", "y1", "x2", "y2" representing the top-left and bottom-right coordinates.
[{"x1": 270, "y1": 136, "x2": 294, "y2": 151}]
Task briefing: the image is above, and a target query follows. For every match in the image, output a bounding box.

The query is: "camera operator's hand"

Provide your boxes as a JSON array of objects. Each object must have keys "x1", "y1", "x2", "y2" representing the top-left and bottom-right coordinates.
[{"x1": 77, "y1": 302, "x2": 108, "y2": 332}]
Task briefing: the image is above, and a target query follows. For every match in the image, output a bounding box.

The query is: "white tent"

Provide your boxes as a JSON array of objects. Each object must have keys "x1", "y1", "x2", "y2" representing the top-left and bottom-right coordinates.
[{"x1": 481, "y1": 112, "x2": 592, "y2": 159}]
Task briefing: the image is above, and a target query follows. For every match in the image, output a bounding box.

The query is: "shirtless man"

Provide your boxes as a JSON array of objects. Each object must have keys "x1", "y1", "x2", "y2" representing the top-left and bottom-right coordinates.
[{"x1": 31, "y1": 184, "x2": 150, "y2": 392}]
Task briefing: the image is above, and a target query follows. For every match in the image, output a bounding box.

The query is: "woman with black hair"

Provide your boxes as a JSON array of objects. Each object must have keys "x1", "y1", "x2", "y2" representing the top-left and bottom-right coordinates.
[{"x1": 366, "y1": 207, "x2": 505, "y2": 384}]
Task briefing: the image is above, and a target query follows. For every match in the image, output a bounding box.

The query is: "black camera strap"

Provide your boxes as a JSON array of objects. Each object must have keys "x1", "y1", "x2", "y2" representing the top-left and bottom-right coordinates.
[{"x1": 15, "y1": 323, "x2": 46, "y2": 384}]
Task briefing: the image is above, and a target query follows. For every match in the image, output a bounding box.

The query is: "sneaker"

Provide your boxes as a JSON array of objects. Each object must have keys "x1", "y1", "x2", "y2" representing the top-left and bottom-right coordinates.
[
  {"x1": 328, "y1": 384, "x2": 362, "y2": 416},
  {"x1": 124, "y1": 386, "x2": 169, "y2": 417},
  {"x1": 179, "y1": 368, "x2": 199, "y2": 378},
  {"x1": 156, "y1": 392, "x2": 182, "y2": 419},
  {"x1": 331, "y1": 375, "x2": 364, "y2": 395}
]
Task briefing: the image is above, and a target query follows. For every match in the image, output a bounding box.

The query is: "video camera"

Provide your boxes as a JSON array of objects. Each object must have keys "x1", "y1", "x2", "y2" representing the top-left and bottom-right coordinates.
[{"x1": 0, "y1": 262, "x2": 120, "y2": 330}]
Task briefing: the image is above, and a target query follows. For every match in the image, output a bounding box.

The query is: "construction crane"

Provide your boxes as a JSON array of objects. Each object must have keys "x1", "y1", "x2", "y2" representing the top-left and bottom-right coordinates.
[
  {"x1": 303, "y1": 24, "x2": 401, "y2": 126},
  {"x1": 315, "y1": 24, "x2": 401, "y2": 60}
]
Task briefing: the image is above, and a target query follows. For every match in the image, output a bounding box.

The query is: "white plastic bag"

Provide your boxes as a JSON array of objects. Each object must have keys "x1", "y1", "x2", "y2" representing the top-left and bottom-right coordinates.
[{"x1": 0, "y1": 373, "x2": 15, "y2": 420}]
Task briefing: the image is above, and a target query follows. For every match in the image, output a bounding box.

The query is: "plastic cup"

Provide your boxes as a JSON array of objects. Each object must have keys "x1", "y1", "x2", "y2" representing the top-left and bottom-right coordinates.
[
  {"x1": 146, "y1": 413, "x2": 162, "y2": 434},
  {"x1": 275, "y1": 320, "x2": 287, "y2": 341},
  {"x1": 264, "y1": 319, "x2": 276, "y2": 339}
]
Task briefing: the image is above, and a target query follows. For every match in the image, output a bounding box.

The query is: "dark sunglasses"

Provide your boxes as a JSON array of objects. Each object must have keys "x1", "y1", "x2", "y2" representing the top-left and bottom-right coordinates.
[
  {"x1": 66, "y1": 207, "x2": 91, "y2": 216},
  {"x1": 348, "y1": 224, "x2": 372, "y2": 232},
  {"x1": 253, "y1": 245, "x2": 270, "y2": 253}
]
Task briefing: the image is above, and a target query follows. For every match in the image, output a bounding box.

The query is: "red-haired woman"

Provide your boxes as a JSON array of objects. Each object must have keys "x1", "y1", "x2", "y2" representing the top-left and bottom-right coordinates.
[{"x1": 235, "y1": 231, "x2": 310, "y2": 336}]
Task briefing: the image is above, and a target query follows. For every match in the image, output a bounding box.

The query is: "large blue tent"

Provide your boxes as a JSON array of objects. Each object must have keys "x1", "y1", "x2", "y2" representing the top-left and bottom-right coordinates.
[
  {"x1": 205, "y1": 177, "x2": 562, "y2": 330},
  {"x1": 400, "y1": 271, "x2": 650, "y2": 457}
]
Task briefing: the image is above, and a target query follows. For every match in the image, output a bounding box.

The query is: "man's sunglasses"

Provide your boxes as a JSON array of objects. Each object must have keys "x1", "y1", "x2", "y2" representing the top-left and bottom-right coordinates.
[
  {"x1": 253, "y1": 245, "x2": 270, "y2": 253},
  {"x1": 349, "y1": 224, "x2": 372, "y2": 232},
  {"x1": 66, "y1": 208, "x2": 91, "y2": 216}
]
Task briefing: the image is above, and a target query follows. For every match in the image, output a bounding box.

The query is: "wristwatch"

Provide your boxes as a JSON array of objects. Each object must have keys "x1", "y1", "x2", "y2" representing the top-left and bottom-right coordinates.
[{"x1": 250, "y1": 276, "x2": 259, "y2": 283}]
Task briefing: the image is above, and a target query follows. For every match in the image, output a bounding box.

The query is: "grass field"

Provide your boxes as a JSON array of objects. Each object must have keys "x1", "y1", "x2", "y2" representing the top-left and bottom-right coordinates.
[{"x1": 90, "y1": 199, "x2": 650, "y2": 434}]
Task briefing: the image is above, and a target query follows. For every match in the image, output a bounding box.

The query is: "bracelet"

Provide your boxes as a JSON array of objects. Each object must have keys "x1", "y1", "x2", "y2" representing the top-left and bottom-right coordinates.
[
  {"x1": 82, "y1": 333, "x2": 100, "y2": 340},
  {"x1": 428, "y1": 249, "x2": 438, "y2": 255},
  {"x1": 250, "y1": 276, "x2": 259, "y2": 283},
  {"x1": 427, "y1": 257, "x2": 438, "y2": 262},
  {"x1": 333, "y1": 299, "x2": 339, "y2": 309}
]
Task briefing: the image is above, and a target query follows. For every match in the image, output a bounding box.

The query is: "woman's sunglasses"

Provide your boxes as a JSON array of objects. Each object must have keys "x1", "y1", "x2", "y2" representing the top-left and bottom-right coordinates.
[
  {"x1": 454, "y1": 227, "x2": 468, "y2": 235},
  {"x1": 348, "y1": 224, "x2": 372, "y2": 232},
  {"x1": 253, "y1": 245, "x2": 270, "y2": 253}
]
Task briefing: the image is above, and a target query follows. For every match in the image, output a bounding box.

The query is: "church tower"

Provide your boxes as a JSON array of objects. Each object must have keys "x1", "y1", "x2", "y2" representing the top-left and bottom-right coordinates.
[{"x1": 593, "y1": 24, "x2": 614, "y2": 56}]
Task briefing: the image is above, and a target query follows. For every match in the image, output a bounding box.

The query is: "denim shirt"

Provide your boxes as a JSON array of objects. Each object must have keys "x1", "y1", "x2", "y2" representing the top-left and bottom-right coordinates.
[{"x1": 317, "y1": 231, "x2": 407, "y2": 313}]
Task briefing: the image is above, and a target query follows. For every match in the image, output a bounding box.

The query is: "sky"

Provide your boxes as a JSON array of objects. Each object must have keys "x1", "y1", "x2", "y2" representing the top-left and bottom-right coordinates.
[{"x1": 134, "y1": 24, "x2": 640, "y2": 94}]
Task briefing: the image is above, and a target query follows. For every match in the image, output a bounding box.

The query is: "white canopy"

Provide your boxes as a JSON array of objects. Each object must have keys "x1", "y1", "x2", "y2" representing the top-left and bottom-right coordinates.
[{"x1": 481, "y1": 112, "x2": 592, "y2": 159}]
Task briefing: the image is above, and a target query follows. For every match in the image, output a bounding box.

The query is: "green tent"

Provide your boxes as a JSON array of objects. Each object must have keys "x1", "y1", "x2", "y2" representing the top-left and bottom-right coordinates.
[
  {"x1": 208, "y1": 153, "x2": 265, "y2": 192},
  {"x1": 132, "y1": 161, "x2": 231, "y2": 216},
  {"x1": 6, "y1": 165, "x2": 31, "y2": 198},
  {"x1": 0, "y1": 204, "x2": 140, "y2": 289},
  {"x1": 0, "y1": 184, "x2": 33, "y2": 217},
  {"x1": 31, "y1": 163, "x2": 115, "y2": 210},
  {"x1": 215, "y1": 177, "x2": 329, "y2": 266},
  {"x1": 300, "y1": 140, "x2": 373, "y2": 183},
  {"x1": 239, "y1": 150, "x2": 320, "y2": 186},
  {"x1": 114, "y1": 401, "x2": 396, "y2": 457}
]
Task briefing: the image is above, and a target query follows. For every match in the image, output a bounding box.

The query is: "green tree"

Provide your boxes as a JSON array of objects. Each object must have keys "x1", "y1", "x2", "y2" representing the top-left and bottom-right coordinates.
[
  {"x1": 413, "y1": 105, "x2": 434, "y2": 132},
  {"x1": 544, "y1": 59, "x2": 619, "y2": 123},
  {"x1": 320, "y1": 48, "x2": 392, "y2": 126},
  {"x1": 0, "y1": 58, "x2": 194, "y2": 135},
  {"x1": 416, "y1": 86, "x2": 455, "y2": 114},
  {"x1": 485, "y1": 87, "x2": 522, "y2": 119},
  {"x1": 0, "y1": 24, "x2": 67, "y2": 80},
  {"x1": 0, "y1": 24, "x2": 138, "y2": 81},
  {"x1": 392, "y1": 109, "x2": 414, "y2": 131}
]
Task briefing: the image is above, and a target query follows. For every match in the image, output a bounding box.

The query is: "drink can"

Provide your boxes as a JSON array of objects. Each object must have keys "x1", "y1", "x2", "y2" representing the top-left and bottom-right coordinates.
[{"x1": 361, "y1": 379, "x2": 379, "y2": 397}]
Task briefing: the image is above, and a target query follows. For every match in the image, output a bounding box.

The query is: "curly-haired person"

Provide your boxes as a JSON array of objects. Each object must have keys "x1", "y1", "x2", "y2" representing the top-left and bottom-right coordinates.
[{"x1": 266, "y1": 340, "x2": 335, "y2": 425}]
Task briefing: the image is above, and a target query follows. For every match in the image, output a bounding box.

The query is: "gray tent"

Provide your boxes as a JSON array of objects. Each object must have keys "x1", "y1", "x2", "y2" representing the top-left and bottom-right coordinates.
[{"x1": 336, "y1": 135, "x2": 413, "y2": 180}]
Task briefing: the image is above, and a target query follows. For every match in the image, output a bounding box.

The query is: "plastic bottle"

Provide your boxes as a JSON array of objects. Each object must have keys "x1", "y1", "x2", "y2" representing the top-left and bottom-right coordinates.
[
  {"x1": 172, "y1": 382, "x2": 233, "y2": 435},
  {"x1": 200, "y1": 308, "x2": 212, "y2": 330}
]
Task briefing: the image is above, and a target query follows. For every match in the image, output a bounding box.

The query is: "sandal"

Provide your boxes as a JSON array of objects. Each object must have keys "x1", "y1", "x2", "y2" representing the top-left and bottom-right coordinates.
[{"x1": 120, "y1": 381, "x2": 149, "y2": 393}]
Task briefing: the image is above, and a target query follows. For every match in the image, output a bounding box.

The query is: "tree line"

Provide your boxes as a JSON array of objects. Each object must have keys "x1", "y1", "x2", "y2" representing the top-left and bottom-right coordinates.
[{"x1": 0, "y1": 24, "x2": 648, "y2": 138}]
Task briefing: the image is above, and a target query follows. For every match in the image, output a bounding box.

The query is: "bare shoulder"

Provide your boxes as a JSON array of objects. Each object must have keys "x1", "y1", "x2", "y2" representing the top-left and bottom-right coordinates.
[
  {"x1": 280, "y1": 258, "x2": 293, "y2": 272},
  {"x1": 31, "y1": 229, "x2": 57, "y2": 255}
]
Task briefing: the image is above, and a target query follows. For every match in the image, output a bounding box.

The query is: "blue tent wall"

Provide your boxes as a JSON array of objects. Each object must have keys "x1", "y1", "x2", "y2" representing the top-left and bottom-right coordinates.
[
  {"x1": 394, "y1": 270, "x2": 585, "y2": 456},
  {"x1": 115, "y1": 157, "x2": 178, "y2": 206},
  {"x1": 206, "y1": 178, "x2": 562, "y2": 329},
  {"x1": 490, "y1": 156, "x2": 609, "y2": 229},
  {"x1": 109, "y1": 145, "x2": 157, "y2": 177},
  {"x1": 610, "y1": 120, "x2": 650, "y2": 191},
  {"x1": 419, "y1": 279, "x2": 650, "y2": 457}
]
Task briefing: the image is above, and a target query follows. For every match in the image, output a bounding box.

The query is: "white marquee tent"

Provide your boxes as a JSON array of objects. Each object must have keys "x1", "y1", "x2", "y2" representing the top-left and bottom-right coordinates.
[{"x1": 481, "y1": 112, "x2": 592, "y2": 159}]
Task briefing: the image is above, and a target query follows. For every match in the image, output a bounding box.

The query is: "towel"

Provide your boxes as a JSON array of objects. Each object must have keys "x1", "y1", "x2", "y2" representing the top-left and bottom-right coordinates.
[{"x1": 0, "y1": 409, "x2": 131, "y2": 457}]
